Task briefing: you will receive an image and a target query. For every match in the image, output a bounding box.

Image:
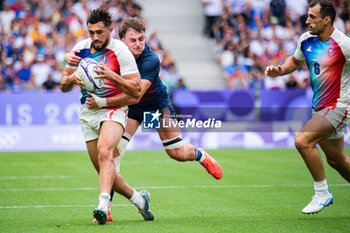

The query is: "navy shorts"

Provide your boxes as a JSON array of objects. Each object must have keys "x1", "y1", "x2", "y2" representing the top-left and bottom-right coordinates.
[{"x1": 128, "y1": 96, "x2": 176, "y2": 123}]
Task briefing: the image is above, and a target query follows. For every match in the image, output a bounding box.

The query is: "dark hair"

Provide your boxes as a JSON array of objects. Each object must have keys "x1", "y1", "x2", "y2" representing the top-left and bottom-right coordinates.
[
  {"x1": 87, "y1": 8, "x2": 112, "y2": 27},
  {"x1": 118, "y1": 17, "x2": 145, "y2": 39},
  {"x1": 309, "y1": 0, "x2": 336, "y2": 24}
]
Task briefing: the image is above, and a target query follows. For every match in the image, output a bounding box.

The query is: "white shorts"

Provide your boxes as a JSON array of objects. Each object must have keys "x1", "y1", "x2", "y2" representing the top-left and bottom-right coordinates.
[
  {"x1": 313, "y1": 106, "x2": 349, "y2": 139},
  {"x1": 80, "y1": 104, "x2": 128, "y2": 142}
]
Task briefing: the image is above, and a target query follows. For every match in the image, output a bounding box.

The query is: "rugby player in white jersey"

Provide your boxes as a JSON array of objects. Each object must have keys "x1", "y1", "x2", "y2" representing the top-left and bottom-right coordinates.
[
  {"x1": 265, "y1": 0, "x2": 350, "y2": 214},
  {"x1": 64, "y1": 16, "x2": 222, "y2": 223},
  {"x1": 60, "y1": 8, "x2": 153, "y2": 224}
]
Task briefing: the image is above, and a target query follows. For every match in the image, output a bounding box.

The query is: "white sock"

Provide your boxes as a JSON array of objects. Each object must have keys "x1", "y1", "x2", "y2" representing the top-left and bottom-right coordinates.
[
  {"x1": 199, "y1": 153, "x2": 206, "y2": 163},
  {"x1": 98, "y1": 192, "x2": 111, "y2": 212},
  {"x1": 129, "y1": 189, "x2": 144, "y2": 209},
  {"x1": 314, "y1": 179, "x2": 329, "y2": 196},
  {"x1": 123, "y1": 132, "x2": 132, "y2": 141}
]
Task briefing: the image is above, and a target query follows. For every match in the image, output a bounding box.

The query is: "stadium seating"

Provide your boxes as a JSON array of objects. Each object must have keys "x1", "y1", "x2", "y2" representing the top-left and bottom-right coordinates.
[{"x1": 0, "y1": 0, "x2": 182, "y2": 94}]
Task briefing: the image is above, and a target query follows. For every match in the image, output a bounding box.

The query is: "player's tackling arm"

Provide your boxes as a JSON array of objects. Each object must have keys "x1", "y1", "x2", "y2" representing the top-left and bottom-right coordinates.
[
  {"x1": 93, "y1": 45, "x2": 142, "y2": 98},
  {"x1": 265, "y1": 56, "x2": 305, "y2": 77},
  {"x1": 99, "y1": 68, "x2": 142, "y2": 99},
  {"x1": 86, "y1": 79, "x2": 151, "y2": 109},
  {"x1": 107, "y1": 78, "x2": 150, "y2": 106},
  {"x1": 108, "y1": 45, "x2": 141, "y2": 99},
  {"x1": 64, "y1": 50, "x2": 82, "y2": 67},
  {"x1": 93, "y1": 63, "x2": 141, "y2": 99}
]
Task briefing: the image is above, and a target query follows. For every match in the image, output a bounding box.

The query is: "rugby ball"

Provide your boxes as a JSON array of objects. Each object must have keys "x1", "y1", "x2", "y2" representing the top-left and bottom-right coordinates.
[{"x1": 76, "y1": 57, "x2": 103, "y2": 92}]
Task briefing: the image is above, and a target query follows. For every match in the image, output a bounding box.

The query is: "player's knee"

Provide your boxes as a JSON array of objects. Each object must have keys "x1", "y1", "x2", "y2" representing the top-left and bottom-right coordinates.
[
  {"x1": 294, "y1": 133, "x2": 309, "y2": 151},
  {"x1": 98, "y1": 147, "x2": 113, "y2": 163},
  {"x1": 327, "y1": 157, "x2": 345, "y2": 170},
  {"x1": 327, "y1": 157, "x2": 338, "y2": 169},
  {"x1": 162, "y1": 135, "x2": 185, "y2": 161}
]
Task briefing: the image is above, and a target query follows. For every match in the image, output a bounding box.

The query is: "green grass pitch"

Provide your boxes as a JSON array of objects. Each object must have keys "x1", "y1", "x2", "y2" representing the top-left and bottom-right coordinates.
[{"x1": 0, "y1": 148, "x2": 349, "y2": 233}]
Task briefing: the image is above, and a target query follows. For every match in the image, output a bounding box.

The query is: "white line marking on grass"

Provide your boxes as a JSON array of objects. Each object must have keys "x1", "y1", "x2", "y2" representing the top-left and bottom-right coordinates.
[
  {"x1": 136, "y1": 183, "x2": 350, "y2": 189},
  {"x1": 0, "y1": 162, "x2": 49, "y2": 167},
  {"x1": 0, "y1": 176, "x2": 74, "y2": 180},
  {"x1": 0, "y1": 160, "x2": 172, "y2": 168},
  {"x1": 0, "y1": 187, "x2": 96, "y2": 192},
  {"x1": 0, "y1": 183, "x2": 348, "y2": 192},
  {"x1": 0, "y1": 204, "x2": 132, "y2": 209}
]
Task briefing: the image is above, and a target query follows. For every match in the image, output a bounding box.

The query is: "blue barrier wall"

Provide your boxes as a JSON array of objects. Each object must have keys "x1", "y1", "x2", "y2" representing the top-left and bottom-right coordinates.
[{"x1": 1, "y1": 90, "x2": 349, "y2": 152}]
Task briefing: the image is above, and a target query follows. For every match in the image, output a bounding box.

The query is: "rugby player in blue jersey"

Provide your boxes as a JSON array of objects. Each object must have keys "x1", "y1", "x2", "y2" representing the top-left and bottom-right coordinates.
[
  {"x1": 65, "y1": 16, "x2": 222, "y2": 221},
  {"x1": 265, "y1": 0, "x2": 350, "y2": 214}
]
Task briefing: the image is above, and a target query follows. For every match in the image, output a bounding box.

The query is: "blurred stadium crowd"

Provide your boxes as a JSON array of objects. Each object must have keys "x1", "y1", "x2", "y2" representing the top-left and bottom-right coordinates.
[
  {"x1": 2, "y1": 0, "x2": 350, "y2": 93},
  {"x1": 202, "y1": 0, "x2": 349, "y2": 90},
  {"x1": 0, "y1": 0, "x2": 184, "y2": 93}
]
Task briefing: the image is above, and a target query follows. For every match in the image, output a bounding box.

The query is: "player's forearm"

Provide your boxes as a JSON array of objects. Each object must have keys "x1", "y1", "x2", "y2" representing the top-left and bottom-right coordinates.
[
  {"x1": 106, "y1": 92, "x2": 140, "y2": 107},
  {"x1": 111, "y1": 73, "x2": 142, "y2": 99},
  {"x1": 279, "y1": 56, "x2": 302, "y2": 75},
  {"x1": 60, "y1": 69, "x2": 75, "y2": 92}
]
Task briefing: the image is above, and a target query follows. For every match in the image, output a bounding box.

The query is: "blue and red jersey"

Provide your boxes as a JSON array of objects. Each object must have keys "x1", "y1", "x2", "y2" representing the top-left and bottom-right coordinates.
[{"x1": 294, "y1": 28, "x2": 350, "y2": 111}]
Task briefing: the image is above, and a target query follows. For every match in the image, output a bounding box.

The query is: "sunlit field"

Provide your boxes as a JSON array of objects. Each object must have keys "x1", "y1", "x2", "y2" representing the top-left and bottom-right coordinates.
[{"x1": 0, "y1": 149, "x2": 349, "y2": 233}]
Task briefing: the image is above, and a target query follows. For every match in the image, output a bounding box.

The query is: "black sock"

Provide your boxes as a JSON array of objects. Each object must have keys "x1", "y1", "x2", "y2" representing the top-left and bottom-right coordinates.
[{"x1": 110, "y1": 190, "x2": 114, "y2": 202}]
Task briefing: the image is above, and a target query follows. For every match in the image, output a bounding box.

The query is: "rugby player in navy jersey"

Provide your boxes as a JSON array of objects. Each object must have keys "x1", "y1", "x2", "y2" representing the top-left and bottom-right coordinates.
[
  {"x1": 65, "y1": 16, "x2": 222, "y2": 221},
  {"x1": 63, "y1": 12, "x2": 154, "y2": 224}
]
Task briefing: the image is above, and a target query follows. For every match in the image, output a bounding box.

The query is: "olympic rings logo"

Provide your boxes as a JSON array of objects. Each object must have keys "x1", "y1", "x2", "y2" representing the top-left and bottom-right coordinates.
[{"x1": 0, "y1": 131, "x2": 21, "y2": 149}]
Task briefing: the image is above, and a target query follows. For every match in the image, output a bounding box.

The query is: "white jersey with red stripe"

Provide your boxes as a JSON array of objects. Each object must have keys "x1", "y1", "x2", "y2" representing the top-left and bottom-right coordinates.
[
  {"x1": 294, "y1": 28, "x2": 350, "y2": 111},
  {"x1": 66, "y1": 37, "x2": 139, "y2": 104}
]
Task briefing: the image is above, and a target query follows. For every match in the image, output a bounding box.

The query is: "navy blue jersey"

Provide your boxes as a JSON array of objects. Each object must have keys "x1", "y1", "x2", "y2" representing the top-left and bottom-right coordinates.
[{"x1": 130, "y1": 44, "x2": 169, "y2": 109}]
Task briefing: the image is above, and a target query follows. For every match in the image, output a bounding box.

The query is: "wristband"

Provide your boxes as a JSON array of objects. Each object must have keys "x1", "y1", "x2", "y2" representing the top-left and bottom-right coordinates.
[{"x1": 92, "y1": 94, "x2": 107, "y2": 108}]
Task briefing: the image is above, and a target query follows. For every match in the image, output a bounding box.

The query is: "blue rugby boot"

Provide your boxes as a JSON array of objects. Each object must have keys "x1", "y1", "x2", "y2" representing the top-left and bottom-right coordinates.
[{"x1": 138, "y1": 190, "x2": 154, "y2": 221}]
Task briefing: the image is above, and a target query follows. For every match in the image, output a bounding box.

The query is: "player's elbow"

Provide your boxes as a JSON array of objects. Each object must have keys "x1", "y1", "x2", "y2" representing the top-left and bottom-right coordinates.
[
  {"x1": 60, "y1": 83, "x2": 69, "y2": 92},
  {"x1": 124, "y1": 91, "x2": 142, "y2": 105},
  {"x1": 134, "y1": 86, "x2": 142, "y2": 99},
  {"x1": 130, "y1": 80, "x2": 142, "y2": 99},
  {"x1": 61, "y1": 87, "x2": 72, "y2": 93},
  {"x1": 60, "y1": 80, "x2": 72, "y2": 93},
  {"x1": 128, "y1": 97, "x2": 141, "y2": 105},
  {"x1": 61, "y1": 87, "x2": 68, "y2": 93}
]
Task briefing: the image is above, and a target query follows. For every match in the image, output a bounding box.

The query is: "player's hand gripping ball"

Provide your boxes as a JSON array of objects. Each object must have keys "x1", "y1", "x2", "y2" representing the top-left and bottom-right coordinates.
[{"x1": 76, "y1": 57, "x2": 103, "y2": 92}]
